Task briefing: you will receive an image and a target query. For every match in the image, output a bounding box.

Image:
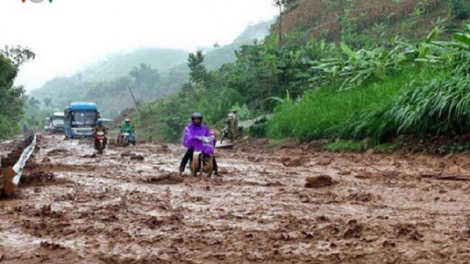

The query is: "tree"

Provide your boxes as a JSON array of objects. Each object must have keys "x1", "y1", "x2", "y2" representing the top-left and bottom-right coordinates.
[
  {"x1": 273, "y1": 0, "x2": 286, "y2": 48},
  {"x1": 28, "y1": 96, "x2": 41, "y2": 108},
  {"x1": 0, "y1": 45, "x2": 35, "y2": 67},
  {"x1": 129, "y1": 63, "x2": 160, "y2": 87},
  {"x1": 187, "y1": 51, "x2": 209, "y2": 85},
  {"x1": 0, "y1": 47, "x2": 35, "y2": 137},
  {"x1": 129, "y1": 63, "x2": 160, "y2": 98},
  {"x1": 43, "y1": 97, "x2": 52, "y2": 108}
]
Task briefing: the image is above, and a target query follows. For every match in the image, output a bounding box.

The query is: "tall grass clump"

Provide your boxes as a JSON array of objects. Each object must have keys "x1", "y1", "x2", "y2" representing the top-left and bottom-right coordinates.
[
  {"x1": 387, "y1": 24, "x2": 470, "y2": 136},
  {"x1": 388, "y1": 66, "x2": 470, "y2": 136},
  {"x1": 266, "y1": 69, "x2": 420, "y2": 142}
]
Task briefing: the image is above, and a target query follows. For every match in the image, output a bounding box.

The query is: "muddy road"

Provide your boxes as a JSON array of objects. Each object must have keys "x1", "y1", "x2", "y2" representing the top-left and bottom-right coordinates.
[{"x1": 0, "y1": 134, "x2": 469, "y2": 263}]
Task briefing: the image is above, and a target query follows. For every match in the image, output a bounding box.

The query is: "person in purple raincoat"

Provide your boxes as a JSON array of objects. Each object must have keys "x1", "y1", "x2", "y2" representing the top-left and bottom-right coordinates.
[{"x1": 179, "y1": 112, "x2": 221, "y2": 176}]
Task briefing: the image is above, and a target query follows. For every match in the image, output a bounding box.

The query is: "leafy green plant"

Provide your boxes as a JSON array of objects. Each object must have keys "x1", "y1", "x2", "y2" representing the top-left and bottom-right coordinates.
[{"x1": 309, "y1": 41, "x2": 414, "y2": 91}]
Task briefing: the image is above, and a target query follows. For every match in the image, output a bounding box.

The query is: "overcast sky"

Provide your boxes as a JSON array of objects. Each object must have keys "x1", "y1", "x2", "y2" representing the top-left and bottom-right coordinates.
[{"x1": 0, "y1": 0, "x2": 278, "y2": 92}]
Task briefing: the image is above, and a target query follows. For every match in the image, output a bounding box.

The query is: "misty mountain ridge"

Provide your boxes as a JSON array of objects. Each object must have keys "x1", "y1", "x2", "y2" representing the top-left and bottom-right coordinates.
[{"x1": 27, "y1": 17, "x2": 274, "y2": 115}]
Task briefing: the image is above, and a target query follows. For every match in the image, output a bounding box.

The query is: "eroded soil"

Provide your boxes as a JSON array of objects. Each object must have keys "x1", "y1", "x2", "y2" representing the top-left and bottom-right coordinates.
[{"x1": 0, "y1": 135, "x2": 469, "y2": 263}]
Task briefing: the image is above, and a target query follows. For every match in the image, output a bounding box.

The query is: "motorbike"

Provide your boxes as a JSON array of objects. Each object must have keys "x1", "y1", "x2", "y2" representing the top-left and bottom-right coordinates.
[
  {"x1": 220, "y1": 126, "x2": 243, "y2": 143},
  {"x1": 118, "y1": 131, "x2": 136, "y2": 147},
  {"x1": 190, "y1": 136, "x2": 215, "y2": 177},
  {"x1": 95, "y1": 131, "x2": 107, "y2": 154}
]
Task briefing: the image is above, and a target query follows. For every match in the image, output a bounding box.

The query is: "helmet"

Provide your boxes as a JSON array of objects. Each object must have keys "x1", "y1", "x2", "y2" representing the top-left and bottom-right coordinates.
[
  {"x1": 232, "y1": 109, "x2": 238, "y2": 113},
  {"x1": 191, "y1": 112, "x2": 203, "y2": 126},
  {"x1": 97, "y1": 119, "x2": 103, "y2": 125},
  {"x1": 125, "y1": 118, "x2": 130, "y2": 124}
]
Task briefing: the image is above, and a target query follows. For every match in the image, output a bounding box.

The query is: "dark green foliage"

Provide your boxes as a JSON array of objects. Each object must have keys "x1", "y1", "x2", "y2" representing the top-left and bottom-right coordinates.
[
  {"x1": 248, "y1": 117, "x2": 269, "y2": 138},
  {"x1": 0, "y1": 46, "x2": 35, "y2": 138},
  {"x1": 451, "y1": 0, "x2": 470, "y2": 20},
  {"x1": 188, "y1": 51, "x2": 209, "y2": 85}
]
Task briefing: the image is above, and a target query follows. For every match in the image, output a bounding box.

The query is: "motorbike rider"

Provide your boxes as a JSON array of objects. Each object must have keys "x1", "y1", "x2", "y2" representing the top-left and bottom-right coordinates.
[
  {"x1": 226, "y1": 111, "x2": 238, "y2": 142},
  {"x1": 231, "y1": 109, "x2": 239, "y2": 125},
  {"x1": 118, "y1": 118, "x2": 135, "y2": 144},
  {"x1": 92, "y1": 119, "x2": 108, "y2": 150},
  {"x1": 179, "y1": 112, "x2": 221, "y2": 176},
  {"x1": 121, "y1": 118, "x2": 134, "y2": 133}
]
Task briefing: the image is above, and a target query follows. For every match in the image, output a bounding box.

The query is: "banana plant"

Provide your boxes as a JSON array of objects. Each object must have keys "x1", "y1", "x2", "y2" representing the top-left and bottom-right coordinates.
[{"x1": 415, "y1": 24, "x2": 470, "y2": 65}]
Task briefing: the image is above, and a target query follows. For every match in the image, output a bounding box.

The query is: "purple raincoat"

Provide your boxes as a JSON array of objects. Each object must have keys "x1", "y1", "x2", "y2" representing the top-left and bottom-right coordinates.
[{"x1": 182, "y1": 123, "x2": 216, "y2": 155}]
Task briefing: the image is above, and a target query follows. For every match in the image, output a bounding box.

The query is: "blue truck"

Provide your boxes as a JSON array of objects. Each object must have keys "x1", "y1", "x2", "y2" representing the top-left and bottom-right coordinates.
[{"x1": 64, "y1": 102, "x2": 100, "y2": 139}]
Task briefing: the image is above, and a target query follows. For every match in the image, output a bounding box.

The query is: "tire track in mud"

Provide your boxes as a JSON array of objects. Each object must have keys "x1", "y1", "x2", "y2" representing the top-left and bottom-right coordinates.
[{"x1": 0, "y1": 135, "x2": 470, "y2": 263}]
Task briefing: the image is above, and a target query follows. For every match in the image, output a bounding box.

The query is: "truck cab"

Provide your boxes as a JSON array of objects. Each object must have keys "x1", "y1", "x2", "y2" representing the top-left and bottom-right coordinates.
[{"x1": 50, "y1": 112, "x2": 65, "y2": 134}]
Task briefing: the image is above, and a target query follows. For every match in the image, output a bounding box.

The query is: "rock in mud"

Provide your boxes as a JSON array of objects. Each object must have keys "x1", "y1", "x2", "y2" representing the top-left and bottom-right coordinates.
[
  {"x1": 305, "y1": 175, "x2": 333, "y2": 188},
  {"x1": 354, "y1": 171, "x2": 374, "y2": 179},
  {"x1": 142, "y1": 174, "x2": 183, "y2": 185},
  {"x1": 281, "y1": 157, "x2": 302, "y2": 167},
  {"x1": 130, "y1": 154, "x2": 144, "y2": 161},
  {"x1": 248, "y1": 155, "x2": 264, "y2": 162},
  {"x1": 20, "y1": 171, "x2": 54, "y2": 185},
  {"x1": 120, "y1": 151, "x2": 133, "y2": 157},
  {"x1": 157, "y1": 144, "x2": 171, "y2": 153},
  {"x1": 338, "y1": 170, "x2": 352, "y2": 175},
  {"x1": 40, "y1": 241, "x2": 65, "y2": 250},
  {"x1": 46, "y1": 149, "x2": 67, "y2": 156},
  {"x1": 316, "y1": 158, "x2": 332, "y2": 166}
]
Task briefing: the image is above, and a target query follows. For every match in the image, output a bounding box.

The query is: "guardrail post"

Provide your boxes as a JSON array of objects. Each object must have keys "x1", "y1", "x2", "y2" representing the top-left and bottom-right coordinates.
[
  {"x1": 1, "y1": 157, "x2": 10, "y2": 168},
  {"x1": 1, "y1": 159, "x2": 16, "y2": 196},
  {"x1": 1, "y1": 157, "x2": 10, "y2": 178}
]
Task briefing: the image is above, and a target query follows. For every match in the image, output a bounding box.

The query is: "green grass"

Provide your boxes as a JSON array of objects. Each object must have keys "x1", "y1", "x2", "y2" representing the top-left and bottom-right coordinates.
[
  {"x1": 387, "y1": 66, "x2": 470, "y2": 136},
  {"x1": 267, "y1": 67, "x2": 426, "y2": 143},
  {"x1": 323, "y1": 140, "x2": 364, "y2": 152}
]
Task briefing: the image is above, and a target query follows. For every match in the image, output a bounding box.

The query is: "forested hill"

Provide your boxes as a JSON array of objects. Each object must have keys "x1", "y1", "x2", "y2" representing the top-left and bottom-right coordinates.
[
  {"x1": 78, "y1": 48, "x2": 189, "y2": 83},
  {"x1": 27, "y1": 47, "x2": 190, "y2": 117},
  {"x1": 26, "y1": 18, "x2": 274, "y2": 117}
]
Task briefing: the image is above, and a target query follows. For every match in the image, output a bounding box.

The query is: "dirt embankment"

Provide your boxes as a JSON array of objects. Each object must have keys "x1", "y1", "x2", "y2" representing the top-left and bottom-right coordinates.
[{"x1": 0, "y1": 135, "x2": 469, "y2": 263}]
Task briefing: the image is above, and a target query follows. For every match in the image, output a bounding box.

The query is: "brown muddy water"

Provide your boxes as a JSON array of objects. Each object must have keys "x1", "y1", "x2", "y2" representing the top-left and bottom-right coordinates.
[{"x1": 0, "y1": 134, "x2": 469, "y2": 263}]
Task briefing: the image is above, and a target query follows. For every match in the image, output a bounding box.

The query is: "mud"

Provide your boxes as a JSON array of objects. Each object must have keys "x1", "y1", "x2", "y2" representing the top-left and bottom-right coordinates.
[{"x1": 0, "y1": 135, "x2": 469, "y2": 263}]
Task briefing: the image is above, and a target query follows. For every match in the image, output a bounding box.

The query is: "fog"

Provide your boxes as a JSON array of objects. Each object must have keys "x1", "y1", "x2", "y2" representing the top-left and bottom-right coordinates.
[{"x1": 0, "y1": 0, "x2": 278, "y2": 91}]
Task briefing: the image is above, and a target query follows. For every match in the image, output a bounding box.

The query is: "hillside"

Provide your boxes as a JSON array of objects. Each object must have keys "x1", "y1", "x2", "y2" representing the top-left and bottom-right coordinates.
[
  {"x1": 204, "y1": 19, "x2": 274, "y2": 70},
  {"x1": 271, "y1": 0, "x2": 469, "y2": 44},
  {"x1": 28, "y1": 47, "x2": 189, "y2": 116},
  {"x1": 27, "y1": 18, "x2": 274, "y2": 117}
]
